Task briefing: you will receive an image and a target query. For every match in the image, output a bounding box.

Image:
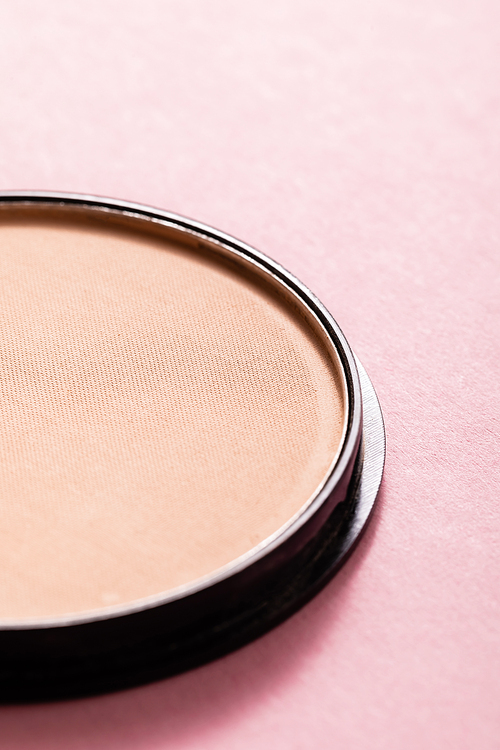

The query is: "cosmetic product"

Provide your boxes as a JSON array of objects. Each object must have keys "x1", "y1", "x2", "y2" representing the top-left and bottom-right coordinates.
[{"x1": 0, "y1": 193, "x2": 385, "y2": 700}]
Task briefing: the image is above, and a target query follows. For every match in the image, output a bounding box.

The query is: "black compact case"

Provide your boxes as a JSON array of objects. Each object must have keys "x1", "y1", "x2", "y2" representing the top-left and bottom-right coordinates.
[{"x1": 0, "y1": 193, "x2": 385, "y2": 701}]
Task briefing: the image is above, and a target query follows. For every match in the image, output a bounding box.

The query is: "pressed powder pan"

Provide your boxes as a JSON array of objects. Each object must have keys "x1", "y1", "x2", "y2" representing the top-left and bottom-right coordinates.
[{"x1": 0, "y1": 192, "x2": 385, "y2": 701}]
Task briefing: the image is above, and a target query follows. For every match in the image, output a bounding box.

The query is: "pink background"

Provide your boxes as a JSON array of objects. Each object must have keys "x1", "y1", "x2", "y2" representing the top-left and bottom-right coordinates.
[{"x1": 0, "y1": 1, "x2": 499, "y2": 747}]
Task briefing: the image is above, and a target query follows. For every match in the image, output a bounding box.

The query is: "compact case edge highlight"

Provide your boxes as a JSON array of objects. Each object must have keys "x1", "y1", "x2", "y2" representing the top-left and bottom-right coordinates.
[{"x1": 0, "y1": 192, "x2": 385, "y2": 701}]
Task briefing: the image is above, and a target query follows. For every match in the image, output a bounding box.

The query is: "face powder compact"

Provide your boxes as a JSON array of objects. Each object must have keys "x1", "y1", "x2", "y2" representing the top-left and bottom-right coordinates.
[{"x1": 0, "y1": 192, "x2": 385, "y2": 701}]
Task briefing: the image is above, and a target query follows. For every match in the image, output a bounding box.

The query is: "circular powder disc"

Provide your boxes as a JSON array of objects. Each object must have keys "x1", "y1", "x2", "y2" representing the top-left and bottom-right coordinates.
[{"x1": 0, "y1": 201, "x2": 347, "y2": 620}]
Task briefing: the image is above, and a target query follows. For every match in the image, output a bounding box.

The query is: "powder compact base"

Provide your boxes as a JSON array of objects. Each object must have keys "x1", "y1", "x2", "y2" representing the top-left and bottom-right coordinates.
[{"x1": 0, "y1": 192, "x2": 385, "y2": 702}]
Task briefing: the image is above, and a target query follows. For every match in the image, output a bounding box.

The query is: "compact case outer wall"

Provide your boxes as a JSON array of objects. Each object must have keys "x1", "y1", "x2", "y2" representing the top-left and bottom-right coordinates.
[{"x1": 0, "y1": 193, "x2": 385, "y2": 701}]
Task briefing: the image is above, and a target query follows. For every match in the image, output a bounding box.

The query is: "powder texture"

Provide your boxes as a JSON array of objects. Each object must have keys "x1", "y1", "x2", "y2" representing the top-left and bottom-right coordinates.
[{"x1": 0, "y1": 209, "x2": 345, "y2": 618}]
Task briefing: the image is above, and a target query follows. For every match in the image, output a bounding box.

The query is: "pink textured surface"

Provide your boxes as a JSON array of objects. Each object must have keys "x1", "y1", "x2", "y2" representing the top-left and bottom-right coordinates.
[{"x1": 0, "y1": 0, "x2": 499, "y2": 747}]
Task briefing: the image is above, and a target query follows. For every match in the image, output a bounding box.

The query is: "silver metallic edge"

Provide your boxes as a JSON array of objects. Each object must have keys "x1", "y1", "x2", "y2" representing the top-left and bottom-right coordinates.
[{"x1": 334, "y1": 356, "x2": 385, "y2": 563}]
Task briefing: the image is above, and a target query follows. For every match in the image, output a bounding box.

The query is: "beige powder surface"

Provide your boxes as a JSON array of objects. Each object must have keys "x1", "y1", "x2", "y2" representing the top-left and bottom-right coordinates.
[{"x1": 0, "y1": 208, "x2": 345, "y2": 619}]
